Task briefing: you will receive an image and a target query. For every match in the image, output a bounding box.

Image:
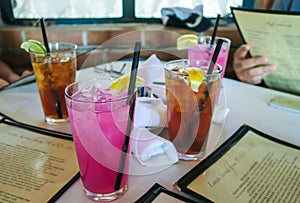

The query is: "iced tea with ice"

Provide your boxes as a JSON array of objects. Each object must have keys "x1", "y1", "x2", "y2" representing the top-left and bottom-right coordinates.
[
  {"x1": 165, "y1": 59, "x2": 221, "y2": 160},
  {"x1": 30, "y1": 42, "x2": 77, "y2": 124}
]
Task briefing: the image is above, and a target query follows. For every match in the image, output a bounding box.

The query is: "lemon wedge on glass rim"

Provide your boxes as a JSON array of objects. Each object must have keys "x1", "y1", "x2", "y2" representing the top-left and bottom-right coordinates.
[
  {"x1": 110, "y1": 74, "x2": 146, "y2": 94},
  {"x1": 20, "y1": 39, "x2": 47, "y2": 54},
  {"x1": 177, "y1": 34, "x2": 198, "y2": 50},
  {"x1": 188, "y1": 68, "x2": 206, "y2": 92}
]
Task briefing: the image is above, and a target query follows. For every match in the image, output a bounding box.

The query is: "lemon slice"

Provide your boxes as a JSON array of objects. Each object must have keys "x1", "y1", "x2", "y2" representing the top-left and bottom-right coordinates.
[
  {"x1": 188, "y1": 68, "x2": 206, "y2": 92},
  {"x1": 177, "y1": 34, "x2": 198, "y2": 50},
  {"x1": 110, "y1": 74, "x2": 146, "y2": 94},
  {"x1": 20, "y1": 39, "x2": 47, "y2": 54}
]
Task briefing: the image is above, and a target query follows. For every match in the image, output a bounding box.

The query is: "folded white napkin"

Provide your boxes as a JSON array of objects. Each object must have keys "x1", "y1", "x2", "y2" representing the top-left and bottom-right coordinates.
[
  {"x1": 131, "y1": 127, "x2": 178, "y2": 166},
  {"x1": 134, "y1": 97, "x2": 167, "y2": 128},
  {"x1": 137, "y1": 54, "x2": 165, "y2": 84},
  {"x1": 134, "y1": 93, "x2": 230, "y2": 127}
]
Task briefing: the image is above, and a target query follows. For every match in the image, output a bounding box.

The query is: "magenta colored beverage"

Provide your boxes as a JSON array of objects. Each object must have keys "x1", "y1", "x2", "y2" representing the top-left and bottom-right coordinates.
[
  {"x1": 188, "y1": 36, "x2": 231, "y2": 79},
  {"x1": 65, "y1": 78, "x2": 134, "y2": 202}
]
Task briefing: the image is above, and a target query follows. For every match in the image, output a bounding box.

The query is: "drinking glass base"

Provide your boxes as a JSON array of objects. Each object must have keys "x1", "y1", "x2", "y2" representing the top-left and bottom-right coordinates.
[
  {"x1": 84, "y1": 185, "x2": 128, "y2": 202},
  {"x1": 45, "y1": 117, "x2": 69, "y2": 125},
  {"x1": 178, "y1": 152, "x2": 204, "y2": 161}
]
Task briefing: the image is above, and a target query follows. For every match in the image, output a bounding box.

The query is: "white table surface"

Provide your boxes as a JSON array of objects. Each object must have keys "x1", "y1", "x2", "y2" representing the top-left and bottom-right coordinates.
[{"x1": 0, "y1": 73, "x2": 299, "y2": 203}]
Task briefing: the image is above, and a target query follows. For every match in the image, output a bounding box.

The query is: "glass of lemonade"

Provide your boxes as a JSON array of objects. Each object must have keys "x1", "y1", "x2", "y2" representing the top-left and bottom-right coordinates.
[
  {"x1": 29, "y1": 42, "x2": 77, "y2": 125},
  {"x1": 165, "y1": 59, "x2": 222, "y2": 161},
  {"x1": 64, "y1": 78, "x2": 135, "y2": 201},
  {"x1": 188, "y1": 36, "x2": 231, "y2": 80}
]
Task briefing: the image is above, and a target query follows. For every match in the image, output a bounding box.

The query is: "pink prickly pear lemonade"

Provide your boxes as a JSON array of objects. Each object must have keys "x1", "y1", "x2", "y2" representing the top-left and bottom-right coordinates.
[
  {"x1": 64, "y1": 78, "x2": 135, "y2": 201},
  {"x1": 188, "y1": 36, "x2": 231, "y2": 80}
]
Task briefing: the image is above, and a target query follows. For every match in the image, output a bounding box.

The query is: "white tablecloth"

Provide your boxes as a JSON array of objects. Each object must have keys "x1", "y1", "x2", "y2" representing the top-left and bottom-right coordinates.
[{"x1": 0, "y1": 68, "x2": 299, "y2": 202}]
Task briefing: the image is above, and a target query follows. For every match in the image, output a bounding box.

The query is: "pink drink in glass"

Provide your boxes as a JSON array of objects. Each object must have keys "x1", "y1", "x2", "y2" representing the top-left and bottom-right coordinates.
[
  {"x1": 65, "y1": 79, "x2": 134, "y2": 201},
  {"x1": 188, "y1": 36, "x2": 231, "y2": 79}
]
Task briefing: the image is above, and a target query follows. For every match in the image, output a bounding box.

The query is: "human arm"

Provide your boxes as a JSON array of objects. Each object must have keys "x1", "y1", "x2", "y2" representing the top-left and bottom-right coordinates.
[
  {"x1": 0, "y1": 60, "x2": 21, "y2": 83},
  {"x1": 233, "y1": 44, "x2": 277, "y2": 84},
  {"x1": 0, "y1": 60, "x2": 32, "y2": 88}
]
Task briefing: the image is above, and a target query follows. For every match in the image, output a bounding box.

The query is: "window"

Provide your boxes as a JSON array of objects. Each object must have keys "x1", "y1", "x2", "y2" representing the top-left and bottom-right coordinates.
[{"x1": 0, "y1": 0, "x2": 251, "y2": 25}]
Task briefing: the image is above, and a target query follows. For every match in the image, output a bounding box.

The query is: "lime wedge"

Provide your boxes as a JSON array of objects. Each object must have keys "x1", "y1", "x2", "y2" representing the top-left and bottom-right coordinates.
[
  {"x1": 188, "y1": 68, "x2": 206, "y2": 92},
  {"x1": 20, "y1": 40, "x2": 47, "y2": 53},
  {"x1": 110, "y1": 75, "x2": 146, "y2": 94},
  {"x1": 177, "y1": 34, "x2": 198, "y2": 50}
]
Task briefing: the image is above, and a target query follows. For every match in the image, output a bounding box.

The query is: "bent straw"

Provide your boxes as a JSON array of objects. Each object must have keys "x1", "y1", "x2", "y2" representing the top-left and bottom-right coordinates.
[
  {"x1": 40, "y1": 18, "x2": 63, "y2": 119},
  {"x1": 114, "y1": 42, "x2": 141, "y2": 190},
  {"x1": 210, "y1": 14, "x2": 221, "y2": 45}
]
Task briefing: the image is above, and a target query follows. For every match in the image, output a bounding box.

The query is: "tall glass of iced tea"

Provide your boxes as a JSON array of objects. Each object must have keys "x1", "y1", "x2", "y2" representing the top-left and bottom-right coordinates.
[
  {"x1": 164, "y1": 59, "x2": 222, "y2": 160},
  {"x1": 29, "y1": 42, "x2": 77, "y2": 125}
]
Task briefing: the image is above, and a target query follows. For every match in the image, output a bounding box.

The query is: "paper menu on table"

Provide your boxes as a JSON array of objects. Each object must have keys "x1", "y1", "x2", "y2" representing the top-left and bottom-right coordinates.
[
  {"x1": 187, "y1": 130, "x2": 299, "y2": 203},
  {"x1": 231, "y1": 8, "x2": 300, "y2": 96},
  {"x1": 175, "y1": 125, "x2": 300, "y2": 203},
  {"x1": 0, "y1": 118, "x2": 79, "y2": 203}
]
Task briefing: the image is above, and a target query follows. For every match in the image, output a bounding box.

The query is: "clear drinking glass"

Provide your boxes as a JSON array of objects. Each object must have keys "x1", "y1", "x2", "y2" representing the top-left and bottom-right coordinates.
[
  {"x1": 29, "y1": 42, "x2": 77, "y2": 125},
  {"x1": 188, "y1": 36, "x2": 231, "y2": 80},
  {"x1": 65, "y1": 78, "x2": 135, "y2": 201},
  {"x1": 164, "y1": 59, "x2": 222, "y2": 160}
]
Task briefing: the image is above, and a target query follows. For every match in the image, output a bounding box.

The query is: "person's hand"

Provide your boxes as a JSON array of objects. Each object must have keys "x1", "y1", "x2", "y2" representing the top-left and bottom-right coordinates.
[
  {"x1": 233, "y1": 44, "x2": 276, "y2": 84},
  {"x1": 0, "y1": 78, "x2": 9, "y2": 88},
  {"x1": 21, "y1": 70, "x2": 33, "y2": 78}
]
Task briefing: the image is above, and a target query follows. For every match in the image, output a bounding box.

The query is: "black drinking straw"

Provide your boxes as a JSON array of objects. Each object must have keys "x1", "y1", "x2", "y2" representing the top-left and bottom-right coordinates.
[
  {"x1": 40, "y1": 18, "x2": 50, "y2": 53},
  {"x1": 205, "y1": 38, "x2": 224, "y2": 96},
  {"x1": 40, "y1": 18, "x2": 63, "y2": 119},
  {"x1": 208, "y1": 38, "x2": 224, "y2": 75},
  {"x1": 210, "y1": 14, "x2": 221, "y2": 45},
  {"x1": 114, "y1": 42, "x2": 141, "y2": 190}
]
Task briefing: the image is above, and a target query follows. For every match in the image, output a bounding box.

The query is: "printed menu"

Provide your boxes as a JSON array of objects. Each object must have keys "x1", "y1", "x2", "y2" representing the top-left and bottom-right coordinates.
[
  {"x1": 231, "y1": 8, "x2": 300, "y2": 96},
  {"x1": 0, "y1": 116, "x2": 79, "y2": 203},
  {"x1": 175, "y1": 125, "x2": 300, "y2": 203}
]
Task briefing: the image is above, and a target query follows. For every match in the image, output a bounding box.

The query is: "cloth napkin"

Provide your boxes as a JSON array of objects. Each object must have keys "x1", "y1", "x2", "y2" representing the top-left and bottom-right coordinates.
[
  {"x1": 134, "y1": 97, "x2": 167, "y2": 128},
  {"x1": 133, "y1": 55, "x2": 177, "y2": 167},
  {"x1": 137, "y1": 54, "x2": 165, "y2": 85},
  {"x1": 131, "y1": 127, "x2": 178, "y2": 167},
  {"x1": 134, "y1": 94, "x2": 230, "y2": 127}
]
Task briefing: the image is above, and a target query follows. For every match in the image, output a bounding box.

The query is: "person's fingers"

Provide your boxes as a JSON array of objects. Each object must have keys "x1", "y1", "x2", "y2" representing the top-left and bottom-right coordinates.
[
  {"x1": 0, "y1": 79, "x2": 9, "y2": 88},
  {"x1": 233, "y1": 44, "x2": 277, "y2": 84},
  {"x1": 235, "y1": 56, "x2": 268, "y2": 72},
  {"x1": 234, "y1": 44, "x2": 250, "y2": 60},
  {"x1": 238, "y1": 65, "x2": 276, "y2": 84},
  {"x1": 21, "y1": 70, "x2": 33, "y2": 77}
]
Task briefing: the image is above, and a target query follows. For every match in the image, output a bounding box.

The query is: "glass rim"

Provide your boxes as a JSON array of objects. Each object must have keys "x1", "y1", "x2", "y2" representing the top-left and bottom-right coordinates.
[
  {"x1": 165, "y1": 59, "x2": 223, "y2": 75},
  {"x1": 198, "y1": 35, "x2": 231, "y2": 44},
  {"x1": 29, "y1": 42, "x2": 77, "y2": 55},
  {"x1": 48, "y1": 42, "x2": 78, "y2": 48},
  {"x1": 64, "y1": 78, "x2": 136, "y2": 104}
]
